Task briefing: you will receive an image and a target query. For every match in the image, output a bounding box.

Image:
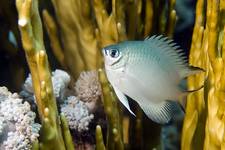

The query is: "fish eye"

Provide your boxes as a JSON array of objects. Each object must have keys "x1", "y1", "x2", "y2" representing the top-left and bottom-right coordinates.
[{"x1": 109, "y1": 49, "x2": 120, "y2": 58}]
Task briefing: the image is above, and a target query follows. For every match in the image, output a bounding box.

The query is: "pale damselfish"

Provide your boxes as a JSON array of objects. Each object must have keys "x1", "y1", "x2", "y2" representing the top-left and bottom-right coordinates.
[{"x1": 102, "y1": 35, "x2": 203, "y2": 124}]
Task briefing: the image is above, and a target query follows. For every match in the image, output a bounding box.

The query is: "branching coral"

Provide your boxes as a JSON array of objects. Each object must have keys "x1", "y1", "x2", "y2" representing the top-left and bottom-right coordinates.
[
  {"x1": 0, "y1": 86, "x2": 41, "y2": 150},
  {"x1": 16, "y1": 0, "x2": 73, "y2": 149},
  {"x1": 182, "y1": 0, "x2": 225, "y2": 149},
  {"x1": 96, "y1": 125, "x2": 106, "y2": 150},
  {"x1": 45, "y1": 0, "x2": 99, "y2": 79}
]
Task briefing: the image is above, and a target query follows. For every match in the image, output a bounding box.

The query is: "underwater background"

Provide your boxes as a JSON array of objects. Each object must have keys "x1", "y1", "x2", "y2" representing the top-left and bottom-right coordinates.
[{"x1": 0, "y1": 0, "x2": 224, "y2": 149}]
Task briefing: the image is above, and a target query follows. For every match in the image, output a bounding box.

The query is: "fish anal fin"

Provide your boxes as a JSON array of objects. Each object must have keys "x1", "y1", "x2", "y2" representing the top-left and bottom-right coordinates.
[
  {"x1": 113, "y1": 86, "x2": 136, "y2": 116},
  {"x1": 139, "y1": 101, "x2": 176, "y2": 124}
]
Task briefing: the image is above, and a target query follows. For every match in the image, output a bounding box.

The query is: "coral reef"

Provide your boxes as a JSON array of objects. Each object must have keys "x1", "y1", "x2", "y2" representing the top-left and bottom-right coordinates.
[
  {"x1": 182, "y1": 0, "x2": 225, "y2": 149},
  {"x1": 0, "y1": 86, "x2": 41, "y2": 150},
  {"x1": 0, "y1": 0, "x2": 187, "y2": 149},
  {"x1": 60, "y1": 96, "x2": 94, "y2": 132},
  {"x1": 20, "y1": 68, "x2": 105, "y2": 148}
]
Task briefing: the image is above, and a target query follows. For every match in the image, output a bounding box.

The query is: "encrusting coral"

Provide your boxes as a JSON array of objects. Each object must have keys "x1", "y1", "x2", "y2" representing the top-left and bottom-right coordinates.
[
  {"x1": 0, "y1": 86, "x2": 41, "y2": 150},
  {"x1": 182, "y1": 0, "x2": 225, "y2": 149}
]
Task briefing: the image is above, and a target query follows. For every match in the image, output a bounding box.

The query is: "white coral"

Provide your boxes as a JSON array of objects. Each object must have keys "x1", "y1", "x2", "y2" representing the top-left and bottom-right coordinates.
[
  {"x1": 51, "y1": 69, "x2": 71, "y2": 98},
  {"x1": 61, "y1": 96, "x2": 94, "y2": 132},
  {"x1": 0, "y1": 116, "x2": 6, "y2": 136},
  {"x1": 23, "y1": 69, "x2": 71, "y2": 102},
  {"x1": 0, "y1": 87, "x2": 41, "y2": 150}
]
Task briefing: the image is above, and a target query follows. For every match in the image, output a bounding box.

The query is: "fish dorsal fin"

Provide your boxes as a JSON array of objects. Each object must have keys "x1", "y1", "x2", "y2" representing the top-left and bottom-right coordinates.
[
  {"x1": 144, "y1": 35, "x2": 188, "y2": 69},
  {"x1": 139, "y1": 100, "x2": 177, "y2": 124},
  {"x1": 113, "y1": 86, "x2": 136, "y2": 116}
]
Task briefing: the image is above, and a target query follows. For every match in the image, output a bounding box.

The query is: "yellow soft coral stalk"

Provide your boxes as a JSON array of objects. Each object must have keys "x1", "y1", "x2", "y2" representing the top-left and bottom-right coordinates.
[
  {"x1": 50, "y1": 0, "x2": 100, "y2": 79},
  {"x1": 16, "y1": 0, "x2": 71, "y2": 149},
  {"x1": 182, "y1": 0, "x2": 225, "y2": 149},
  {"x1": 42, "y1": 10, "x2": 66, "y2": 69},
  {"x1": 96, "y1": 125, "x2": 106, "y2": 150}
]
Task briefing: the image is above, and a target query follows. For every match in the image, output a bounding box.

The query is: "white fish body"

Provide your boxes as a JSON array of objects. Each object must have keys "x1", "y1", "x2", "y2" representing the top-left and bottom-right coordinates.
[{"x1": 102, "y1": 35, "x2": 202, "y2": 124}]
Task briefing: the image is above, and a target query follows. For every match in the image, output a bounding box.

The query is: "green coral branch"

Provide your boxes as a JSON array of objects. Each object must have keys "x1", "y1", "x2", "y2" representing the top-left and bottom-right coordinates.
[
  {"x1": 32, "y1": 140, "x2": 39, "y2": 150},
  {"x1": 16, "y1": 0, "x2": 69, "y2": 149},
  {"x1": 96, "y1": 125, "x2": 106, "y2": 150},
  {"x1": 60, "y1": 114, "x2": 75, "y2": 150},
  {"x1": 42, "y1": 10, "x2": 66, "y2": 69},
  {"x1": 144, "y1": 0, "x2": 154, "y2": 37},
  {"x1": 165, "y1": 0, "x2": 176, "y2": 37}
]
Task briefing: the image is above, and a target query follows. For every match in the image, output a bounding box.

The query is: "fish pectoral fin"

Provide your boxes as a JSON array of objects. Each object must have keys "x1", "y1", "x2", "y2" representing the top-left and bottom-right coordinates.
[
  {"x1": 139, "y1": 101, "x2": 176, "y2": 124},
  {"x1": 113, "y1": 87, "x2": 136, "y2": 116}
]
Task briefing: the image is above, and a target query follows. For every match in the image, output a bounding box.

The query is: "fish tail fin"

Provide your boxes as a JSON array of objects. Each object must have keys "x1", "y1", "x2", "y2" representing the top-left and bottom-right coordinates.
[
  {"x1": 180, "y1": 65, "x2": 205, "y2": 78},
  {"x1": 177, "y1": 85, "x2": 204, "y2": 112},
  {"x1": 179, "y1": 65, "x2": 206, "y2": 95},
  {"x1": 178, "y1": 74, "x2": 206, "y2": 110}
]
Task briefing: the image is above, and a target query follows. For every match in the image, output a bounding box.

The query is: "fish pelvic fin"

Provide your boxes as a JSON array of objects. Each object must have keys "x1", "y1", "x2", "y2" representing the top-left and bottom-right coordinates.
[
  {"x1": 139, "y1": 100, "x2": 177, "y2": 124},
  {"x1": 113, "y1": 86, "x2": 136, "y2": 116}
]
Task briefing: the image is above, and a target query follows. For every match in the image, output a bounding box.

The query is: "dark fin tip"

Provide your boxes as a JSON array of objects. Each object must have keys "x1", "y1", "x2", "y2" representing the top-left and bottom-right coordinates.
[
  {"x1": 178, "y1": 102, "x2": 186, "y2": 113},
  {"x1": 189, "y1": 65, "x2": 206, "y2": 72},
  {"x1": 186, "y1": 84, "x2": 204, "y2": 93}
]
